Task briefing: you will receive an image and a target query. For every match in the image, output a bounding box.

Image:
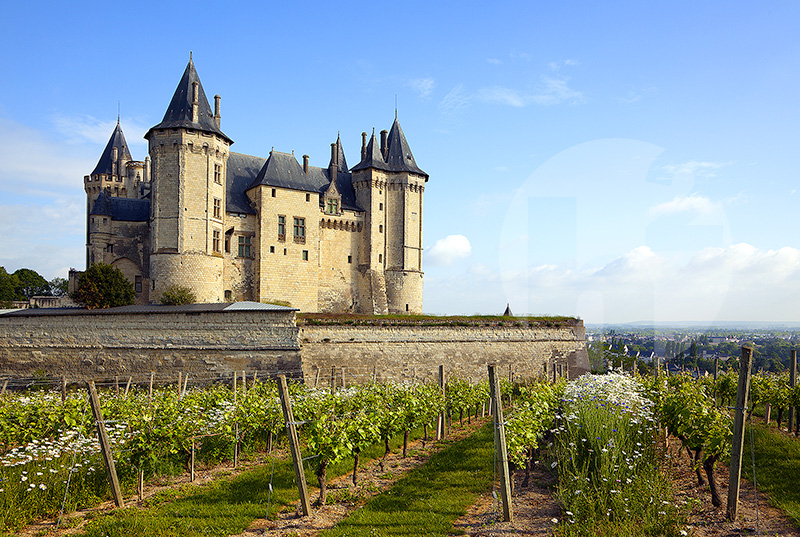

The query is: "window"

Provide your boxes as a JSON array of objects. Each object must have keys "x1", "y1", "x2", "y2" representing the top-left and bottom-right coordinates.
[
  {"x1": 270, "y1": 245, "x2": 275, "y2": 253},
  {"x1": 103, "y1": 218, "x2": 108, "y2": 224},
  {"x1": 379, "y1": 202, "x2": 383, "y2": 210},
  {"x1": 214, "y1": 164, "x2": 222, "y2": 184},
  {"x1": 225, "y1": 234, "x2": 230, "y2": 253},
  {"x1": 213, "y1": 198, "x2": 221, "y2": 219},
  {"x1": 306, "y1": 193, "x2": 310, "y2": 202},
  {"x1": 326, "y1": 198, "x2": 339, "y2": 214},
  {"x1": 283, "y1": 248, "x2": 287, "y2": 255},
  {"x1": 347, "y1": 255, "x2": 352, "y2": 264},
  {"x1": 135, "y1": 275, "x2": 142, "y2": 293},
  {"x1": 302, "y1": 250, "x2": 309, "y2": 261},
  {"x1": 238, "y1": 235, "x2": 252, "y2": 258},
  {"x1": 378, "y1": 253, "x2": 382, "y2": 263},
  {"x1": 106, "y1": 243, "x2": 114, "y2": 254},
  {"x1": 225, "y1": 289, "x2": 232, "y2": 301},
  {"x1": 212, "y1": 230, "x2": 221, "y2": 252},
  {"x1": 277, "y1": 215, "x2": 286, "y2": 241},
  {"x1": 293, "y1": 217, "x2": 305, "y2": 243},
  {"x1": 378, "y1": 224, "x2": 383, "y2": 233},
  {"x1": 271, "y1": 188, "x2": 276, "y2": 197}
]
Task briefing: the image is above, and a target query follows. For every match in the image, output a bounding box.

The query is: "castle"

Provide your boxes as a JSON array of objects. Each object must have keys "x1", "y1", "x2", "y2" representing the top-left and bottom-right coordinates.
[{"x1": 81, "y1": 57, "x2": 427, "y2": 314}]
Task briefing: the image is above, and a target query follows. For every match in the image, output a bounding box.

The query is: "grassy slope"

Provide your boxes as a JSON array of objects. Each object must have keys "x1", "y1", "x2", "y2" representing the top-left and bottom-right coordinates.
[
  {"x1": 320, "y1": 424, "x2": 494, "y2": 537},
  {"x1": 742, "y1": 423, "x2": 800, "y2": 528}
]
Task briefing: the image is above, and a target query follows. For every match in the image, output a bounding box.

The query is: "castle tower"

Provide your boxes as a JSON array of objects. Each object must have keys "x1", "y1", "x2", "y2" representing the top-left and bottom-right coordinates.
[
  {"x1": 351, "y1": 118, "x2": 427, "y2": 314},
  {"x1": 145, "y1": 57, "x2": 233, "y2": 303}
]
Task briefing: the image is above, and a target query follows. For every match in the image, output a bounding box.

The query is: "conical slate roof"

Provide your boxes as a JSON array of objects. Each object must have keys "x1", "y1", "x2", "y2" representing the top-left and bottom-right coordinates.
[
  {"x1": 351, "y1": 131, "x2": 391, "y2": 173},
  {"x1": 146, "y1": 59, "x2": 232, "y2": 144},
  {"x1": 328, "y1": 134, "x2": 349, "y2": 172},
  {"x1": 384, "y1": 117, "x2": 427, "y2": 178},
  {"x1": 91, "y1": 121, "x2": 132, "y2": 176}
]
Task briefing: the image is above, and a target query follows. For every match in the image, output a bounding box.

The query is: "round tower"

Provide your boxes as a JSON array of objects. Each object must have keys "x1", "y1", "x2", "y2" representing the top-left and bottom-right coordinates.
[{"x1": 145, "y1": 58, "x2": 233, "y2": 304}]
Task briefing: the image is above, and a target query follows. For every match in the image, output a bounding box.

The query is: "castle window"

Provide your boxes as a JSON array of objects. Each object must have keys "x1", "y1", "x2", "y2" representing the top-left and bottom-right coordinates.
[
  {"x1": 326, "y1": 199, "x2": 339, "y2": 215},
  {"x1": 379, "y1": 224, "x2": 383, "y2": 233},
  {"x1": 135, "y1": 275, "x2": 142, "y2": 294},
  {"x1": 283, "y1": 248, "x2": 287, "y2": 255},
  {"x1": 106, "y1": 243, "x2": 114, "y2": 254},
  {"x1": 347, "y1": 255, "x2": 352, "y2": 264},
  {"x1": 271, "y1": 188, "x2": 276, "y2": 197},
  {"x1": 270, "y1": 246, "x2": 275, "y2": 253},
  {"x1": 225, "y1": 235, "x2": 230, "y2": 253},
  {"x1": 212, "y1": 230, "x2": 221, "y2": 252},
  {"x1": 214, "y1": 164, "x2": 222, "y2": 184},
  {"x1": 225, "y1": 290, "x2": 232, "y2": 301},
  {"x1": 277, "y1": 215, "x2": 286, "y2": 241},
  {"x1": 293, "y1": 217, "x2": 306, "y2": 243},
  {"x1": 378, "y1": 254, "x2": 382, "y2": 263},
  {"x1": 238, "y1": 235, "x2": 252, "y2": 258},
  {"x1": 213, "y1": 198, "x2": 221, "y2": 219},
  {"x1": 302, "y1": 250, "x2": 309, "y2": 261},
  {"x1": 379, "y1": 203, "x2": 383, "y2": 210},
  {"x1": 306, "y1": 193, "x2": 310, "y2": 202}
]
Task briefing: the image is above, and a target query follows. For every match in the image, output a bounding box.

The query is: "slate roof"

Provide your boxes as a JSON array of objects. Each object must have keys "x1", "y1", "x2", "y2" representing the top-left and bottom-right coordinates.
[
  {"x1": 244, "y1": 150, "x2": 361, "y2": 212},
  {"x1": 91, "y1": 121, "x2": 132, "y2": 176},
  {"x1": 226, "y1": 152, "x2": 265, "y2": 214},
  {"x1": 351, "y1": 118, "x2": 427, "y2": 178},
  {"x1": 90, "y1": 191, "x2": 150, "y2": 221},
  {"x1": 385, "y1": 118, "x2": 427, "y2": 178},
  {"x1": 145, "y1": 59, "x2": 233, "y2": 144}
]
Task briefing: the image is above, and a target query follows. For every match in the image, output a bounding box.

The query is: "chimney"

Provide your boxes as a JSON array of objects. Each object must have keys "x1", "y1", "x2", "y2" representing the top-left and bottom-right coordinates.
[
  {"x1": 331, "y1": 142, "x2": 337, "y2": 167},
  {"x1": 192, "y1": 81, "x2": 199, "y2": 122},
  {"x1": 361, "y1": 132, "x2": 367, "y2": 160},
  {"x1": 214, "y1": 95, "x2": 221, "y2": 128},
  {"x1": 380, "y1": 129, "x2": 388, "y2": 159},
  {"x1": 303, "y1": 154, "x2": 309, "y2": 174},
  {"x1": 329, "y1": 143, "x2": 337, "y2": 182}
]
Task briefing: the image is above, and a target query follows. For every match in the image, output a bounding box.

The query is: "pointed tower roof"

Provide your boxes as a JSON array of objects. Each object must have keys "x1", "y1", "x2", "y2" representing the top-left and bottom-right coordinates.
[
  {"x1": 91, "y1": 120, "x2": 132, "y2": 176},
  {"x1": 351, "y1": 130, "x2": 391, "y2": 173},
  {"x1": 145, "y1": 58, "x2": 232, "y2": 144},
  {"x1": 503, "y1": 303, "x2": 513, "y2": 317},
  {"x1": 384, "y1": 117, "x2": 427, "y2": 178},
  {"x1": 328, "y1": 133, "x2": 349, "y2": 172}
]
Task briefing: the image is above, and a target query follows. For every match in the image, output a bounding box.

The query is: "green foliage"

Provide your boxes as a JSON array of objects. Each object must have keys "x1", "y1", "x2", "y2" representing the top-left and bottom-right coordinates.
[
  {"x1": 48, "y1": 277, "x2": 68, "y2": 297},
  {"x1": 11, "y1": 268, "x2": 50, "y2": 299},
  {"x1": 159, "y1": 284, "x2": 197, "y2": 306},
  {"x1": 71, "y1": 263, "x2": 135, "y2": 309}
]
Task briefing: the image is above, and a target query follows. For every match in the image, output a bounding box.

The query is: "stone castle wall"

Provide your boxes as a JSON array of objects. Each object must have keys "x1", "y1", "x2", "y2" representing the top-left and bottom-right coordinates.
[{"x1": 0, "y1": 310, "x2": 588, "y2": 385}]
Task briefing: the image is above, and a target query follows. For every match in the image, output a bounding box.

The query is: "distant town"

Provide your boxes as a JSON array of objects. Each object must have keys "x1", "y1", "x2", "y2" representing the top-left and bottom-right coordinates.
[{"x1": 586, "y1": 325, "x2": 800, "y2": 375}]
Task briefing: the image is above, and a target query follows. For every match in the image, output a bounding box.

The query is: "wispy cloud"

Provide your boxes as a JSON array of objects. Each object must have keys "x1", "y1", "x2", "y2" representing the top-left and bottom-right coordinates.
[
  {"x1": 406, "y1": 78, "x2": 435, "y2": 102},
  {"x1": 438, "y1": 84, "x2": 474, "y2": 115},
  {"x1": 425, "y1": 235, "x2": 472, "y2": 266},
  {"x1": 649, "y1": 194, "x2": 720, "y2": 217},
  {"x1": 661, "y1": 160, "x2": 731, "y2": 179},
  {"x1": 51, "y1": 113, "x2": 149, "y2": 150},
  {"x1": 486, "y1": 58, "x2": 503, "y2": 65}
]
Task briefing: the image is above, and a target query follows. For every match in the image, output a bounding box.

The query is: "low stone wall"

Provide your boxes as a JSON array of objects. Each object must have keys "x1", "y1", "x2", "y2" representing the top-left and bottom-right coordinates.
[
  {"x1": 0, "y1": 307, "x2": 588, "y2": 385},
  {"x1": 0, "y1": 306, "x2": 301, "y2": 381},
  {"x1": 299, "y1": 321, "x2": 589, "y2": 385}
]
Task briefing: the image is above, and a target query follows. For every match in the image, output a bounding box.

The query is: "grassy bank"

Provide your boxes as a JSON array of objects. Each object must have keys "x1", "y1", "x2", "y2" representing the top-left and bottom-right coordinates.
[{"x1": 320, "y1": 423, "x2": 493, "y2": 536}]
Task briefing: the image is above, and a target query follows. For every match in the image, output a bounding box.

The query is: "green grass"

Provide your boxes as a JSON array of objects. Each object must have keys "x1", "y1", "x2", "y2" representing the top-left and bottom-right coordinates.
[
  {"x1": 75, "y1": 425, "x2": 433, "y2": 537},
  {"x1": 319, "y1": 424, "x2": 493, "y2": 536},
  {"x1": 741, "y1": 423, "x2": 800, "y2": 528}
]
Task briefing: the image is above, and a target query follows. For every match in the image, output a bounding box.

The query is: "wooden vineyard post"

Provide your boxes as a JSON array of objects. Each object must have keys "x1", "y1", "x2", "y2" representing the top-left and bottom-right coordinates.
[
  {"x1": 124, "y1": 377, "x2": 132, "y2": 397},
  {"x1": 190, "y1": 439, "x2": 196, "y2": 482},
  {"x1": 138, "y1": 469, "x2": 144, "y2": 502},
  {"x1": 115, "y1": 375, "x2": 119, "y2": 396},
  {"x1": 314, "y1": 366, "x2": 320, "y2": 388},
  {"x1": 61, "y1": 375, "x2": 67, "y2": 402},
  {"x1": 87, "y1": 381, "x2": 124, "y2": 507},
  {"x1": 178, "y1": 372, "x2": 182, "y2": 397},
  {"x1": 488, "y1": 364, "x2": 513, "y2": 522},
  {"x1": 330, "y1": 366, "x2": 336, "y2": 393},
  {"x1": 437, "y1": 365, "x2": 445, "y2": 440},
  {"x1": 182, "y1": 374, "x2": 189, "y2": 398},
  {"x1": 727, "y1": 345, "x2": 753, "y2": 521},
  {"x1": 1, "y1": 379, "x2": 7, "y2": 395},
  {"x1": 277, "y1": 375, "x2": 312, "y2": 516},
  {"x1": 788, "y1": 350, "x2": 797, "y2": 433},
  {"x1": 341, "y1": 367, "x2": 346, "y2": 390},
  {"x1": 233, "y1": 371, "x2": 239, "y2": 468},
  {"x1": 148, "y1": 372, "x2": 154, "y2": 407}
]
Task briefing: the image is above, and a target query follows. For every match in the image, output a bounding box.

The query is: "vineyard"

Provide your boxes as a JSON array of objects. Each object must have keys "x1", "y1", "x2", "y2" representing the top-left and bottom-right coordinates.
[{"x1": 2, "y1": 361, "x2": 800, "y2": 536}]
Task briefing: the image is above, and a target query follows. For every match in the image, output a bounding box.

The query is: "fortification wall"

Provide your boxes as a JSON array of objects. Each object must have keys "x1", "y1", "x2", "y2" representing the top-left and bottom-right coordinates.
[
  {"x1": 299, "y1": 321, "x2": 588, "y2": 385},
  {"x1": 0, "y1": 309, "x2": 300, "y2": 380}
]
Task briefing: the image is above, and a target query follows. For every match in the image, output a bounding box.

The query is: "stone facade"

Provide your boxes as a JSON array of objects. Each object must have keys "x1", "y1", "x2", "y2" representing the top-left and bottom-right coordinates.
[{"x1": 78, "y1": 58, "x2": 427, "y2": 314}]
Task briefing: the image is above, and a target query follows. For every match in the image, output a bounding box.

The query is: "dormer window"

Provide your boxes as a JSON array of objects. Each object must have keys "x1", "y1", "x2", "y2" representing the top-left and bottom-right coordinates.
[{"x1": 326, "y1": 198, "x2": 339, "y2": 215}]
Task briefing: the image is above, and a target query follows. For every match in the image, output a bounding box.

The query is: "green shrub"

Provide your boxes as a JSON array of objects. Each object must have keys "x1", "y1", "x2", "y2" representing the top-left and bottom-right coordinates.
[{"x1": 160, "y1": 285, "x2": 196, "y2": 306}]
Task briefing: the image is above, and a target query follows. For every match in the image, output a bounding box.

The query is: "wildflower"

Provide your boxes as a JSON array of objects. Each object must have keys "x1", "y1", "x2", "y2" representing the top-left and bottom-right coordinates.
[
  {"x1": 39, "y1": 483, "x2": 47, "y2": 490},
  {"x1": 551, "y1": 518, "x2": 559, "y2": 524}
]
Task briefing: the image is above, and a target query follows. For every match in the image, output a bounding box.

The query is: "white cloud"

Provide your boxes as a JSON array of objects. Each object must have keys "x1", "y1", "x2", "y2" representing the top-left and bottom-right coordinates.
[
  {"x1": 51, "y1": 113, "x2": 149, "y2": 151},
  {"x1": 649, "y1": 194, "x2": 719, "y2": 216},
  {"x1": 661, "y1": 160, "x2": 730, "y2": 179},
  {"x1": 486, "y1": 58, "x2": 503, "y2": 65},
  {"x1": 477, "y1": 76, "x2": 585, "y2": 108},
  {"x1": 438, "y1": 85, "x2": 473, "y2": 115},
  {"x1": 425, "y1": 235, "x2": 472, "y2": 266},
  {"x1": 406, "y1": 78, "x2": 435, "y2": 101}
]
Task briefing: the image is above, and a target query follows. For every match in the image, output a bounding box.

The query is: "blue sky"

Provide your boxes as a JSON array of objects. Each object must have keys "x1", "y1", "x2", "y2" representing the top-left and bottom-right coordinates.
[{"x1": 1, "y1": 1, "x2": 798, "y2": 324}]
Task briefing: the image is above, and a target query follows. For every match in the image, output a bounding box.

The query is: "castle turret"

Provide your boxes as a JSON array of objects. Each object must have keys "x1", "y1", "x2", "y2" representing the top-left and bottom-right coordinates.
[
  {"x1": 145, "y1": 57, "x2": 233, "y2": 303},
  {"x1": 351, "y1": 118, "x2": 427, "y2": 314}
]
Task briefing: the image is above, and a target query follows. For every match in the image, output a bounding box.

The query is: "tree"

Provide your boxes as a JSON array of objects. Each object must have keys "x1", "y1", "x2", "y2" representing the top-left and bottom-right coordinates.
[
  {"x1": 12, "y1": 268, "x2": 50, "y2": 299},
  {"x1": 49, "y1": 277, "x2": 68, "y2": 297},
  {"x1": 160, "y1": 284, "x2": 196, "y2": 305},
  {"x1": 0, "y1": 267, "x2": 18, "y2": 305},
  {"x1": 71, "y1": 263, "x2": 135, "y2": 309}
]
